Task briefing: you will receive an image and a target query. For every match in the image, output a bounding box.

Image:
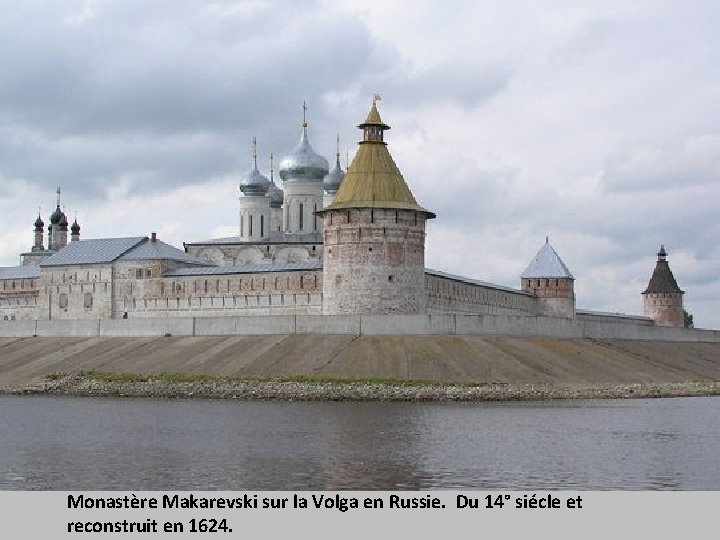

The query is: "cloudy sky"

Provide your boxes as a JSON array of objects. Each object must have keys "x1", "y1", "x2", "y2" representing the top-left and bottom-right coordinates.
[{"x1": 1, "y1": 0, "x2": 718, "y2": 327}]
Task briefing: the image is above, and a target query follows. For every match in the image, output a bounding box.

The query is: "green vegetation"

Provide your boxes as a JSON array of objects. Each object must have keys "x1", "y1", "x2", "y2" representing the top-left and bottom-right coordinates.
[
  {"x1": 44, "y1": 372, "x2": 67, "y2": 381},
  {"x1": 683, "y1": 309, "x2": 694, "y2": 328},
  {"x1": 64, "y1": 370, "x2": 486, "y2": 388}
]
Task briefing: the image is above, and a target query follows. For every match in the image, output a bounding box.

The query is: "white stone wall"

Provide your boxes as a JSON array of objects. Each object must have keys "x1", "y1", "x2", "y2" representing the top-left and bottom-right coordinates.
[
  {"x1": 37, "y1": 265, "x2": 114, "y2": 320},
  {"x1": 282, "y1": 181, "x2": 323, "y2": 235},
  {"x1": 188, "y1": 243, "x2": 322, "y2": 266},
  {"x1": 239, "y1": 195, "x2": 271, "y2": 241},
  {"x1": 0, "y1": 277, "x2": 39, "y2": 320},
  {"x1": 425, "y1": 274, "x2": 538, "y2": 316},
  {"x1": 323, "y1": 208, "x2": 427, "y2": 314},
  {"x1": 270, "y1": 206, "x2": 283, "y2": 233},
  {"x1": 115, "y1": 268, "x2": 323, "y2": 318}
]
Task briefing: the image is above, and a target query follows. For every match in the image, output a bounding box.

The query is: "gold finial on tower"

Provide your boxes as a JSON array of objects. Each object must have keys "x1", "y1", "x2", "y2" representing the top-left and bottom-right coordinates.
[
  {"x1": 302, "y1": 100, "x2": 308, "y2": 128},
  {"x1": 373, "y1": 93, "x2": 382, "y2": 105}
]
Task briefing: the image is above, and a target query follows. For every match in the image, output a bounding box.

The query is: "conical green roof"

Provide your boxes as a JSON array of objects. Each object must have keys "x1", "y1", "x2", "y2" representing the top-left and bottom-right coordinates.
[{"x1": 319, "y1": 101, "x2": 434, "y2": 217}]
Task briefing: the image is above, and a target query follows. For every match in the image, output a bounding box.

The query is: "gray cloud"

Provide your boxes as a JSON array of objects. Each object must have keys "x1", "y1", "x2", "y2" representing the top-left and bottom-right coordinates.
[
  {"x1": 1, "y1": 0, "x2": 719, "y2": 327},
  {"x1": 0, "y1": 0, "x2": 382, "y2": 196}
]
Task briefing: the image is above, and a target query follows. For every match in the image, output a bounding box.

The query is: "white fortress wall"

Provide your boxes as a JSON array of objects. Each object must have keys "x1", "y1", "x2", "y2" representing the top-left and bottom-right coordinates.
[
  {"x1": 115, "y1": 268, "x2": 323, "y2": 318},
  {"x1": 0, "y1": 274, "x2": 40, "y2": 321},
  {"x1": 37, "y1": 264, "x2": 114, "y2": 320},
  {"x1": 425, "y1": 271, "x2": 539, "y2": 316},
  {"x1": 3, "y1": 314, "x2": 718, "y2": 342}
]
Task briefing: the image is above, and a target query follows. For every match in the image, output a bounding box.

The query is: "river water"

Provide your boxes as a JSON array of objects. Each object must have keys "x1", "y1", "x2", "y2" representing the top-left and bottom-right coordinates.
[{"x1": 1, "y1": 395, "x2": 718, "y2": 490}]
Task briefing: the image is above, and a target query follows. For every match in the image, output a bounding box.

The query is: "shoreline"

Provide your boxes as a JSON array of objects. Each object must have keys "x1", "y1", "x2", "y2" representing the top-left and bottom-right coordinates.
[{"x1": 2, "y1": 372, "x2": 719, "y2": 402}]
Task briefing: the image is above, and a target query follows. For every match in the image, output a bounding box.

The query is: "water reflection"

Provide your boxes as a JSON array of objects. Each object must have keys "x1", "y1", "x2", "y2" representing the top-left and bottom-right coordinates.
[{"x1": 0, "y1": 396, "x2": 718, "y2": 490}]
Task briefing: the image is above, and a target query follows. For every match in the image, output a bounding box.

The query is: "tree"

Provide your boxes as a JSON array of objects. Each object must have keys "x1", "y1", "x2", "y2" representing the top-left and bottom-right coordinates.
[{"x1": 683, "y1": 309, "x2": 694, "y2": 328}]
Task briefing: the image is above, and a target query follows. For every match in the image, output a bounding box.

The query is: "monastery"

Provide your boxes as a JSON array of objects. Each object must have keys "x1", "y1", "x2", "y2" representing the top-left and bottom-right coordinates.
[{"x1": 0, "y1": 100, "x2": 686, "y2": 328}]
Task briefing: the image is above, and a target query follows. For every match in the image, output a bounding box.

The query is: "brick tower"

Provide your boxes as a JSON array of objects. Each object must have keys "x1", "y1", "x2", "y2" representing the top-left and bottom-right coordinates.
[
  {"x1": 642, "y1": 245, "x2": 684, "y2": 327},
  {"x1": 521, "y1": 238, "x2": 576, "y2": 318},
  {"x1": 317, "y1": 98, "x2": 435, "y2": 314}
]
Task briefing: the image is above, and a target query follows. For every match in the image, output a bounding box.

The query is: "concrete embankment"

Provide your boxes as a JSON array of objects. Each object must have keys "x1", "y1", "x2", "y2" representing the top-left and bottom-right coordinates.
[{"x1": 1, "y1": 334, "x2": 719, "y2": 401}]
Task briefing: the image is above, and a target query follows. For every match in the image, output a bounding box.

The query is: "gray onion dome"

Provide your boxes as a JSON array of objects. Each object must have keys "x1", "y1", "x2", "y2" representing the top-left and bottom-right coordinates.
[
  {"x1": 239, "y1": 167, "x2": 270, "y2": 196},
  {"x1": 71, "y1": 219, "x2": 80, "y2": 235},
  {"x1": 59, "y1": 212, "x2": 69, "y2": 230},
  {"x1": 34, "y1": 214, "x2": 44, "y2": 231},
  {"x1": 267, "y1": 180, "x2": 284, "y2": 208},
  {"x1": 239, "y1": 138, "x2": 271, "y2": 196},
  {"x1": 323, "y1": 153, "x2": 345, "y2": 195},
  {"x1": 279, "y1": 105, "x2": 328, "y2": 181},
  {"x1": 50, "y1": 205, "x2": 64, "y2": 224}
]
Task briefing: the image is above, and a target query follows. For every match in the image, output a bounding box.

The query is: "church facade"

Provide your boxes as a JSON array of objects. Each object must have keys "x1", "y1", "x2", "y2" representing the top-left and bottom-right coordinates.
[{"x1": 0, "y1": 101, "x2": 686, "y2": 327}]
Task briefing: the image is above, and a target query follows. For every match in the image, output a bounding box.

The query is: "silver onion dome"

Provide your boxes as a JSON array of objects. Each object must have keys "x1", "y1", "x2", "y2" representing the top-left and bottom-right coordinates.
[
  {"x1": 279, "y1": 128, "x2": 329, "y2": 182},
  {"x1": 267, "y1": 180, "x2": 284, "y2": 208},
  {"x1": 239, "y1": 167, "x2": 270, "y2": 196},
  {"x1": 279, "y1": 103, "x2": 328, "y2": 181},
  {"x1": 265, "y1": 152, "x2": 284, "y2": 208},
  {"x1": 323, "y1": 153, "x2": 345, "y2": 195},
  {"x1": 239, "y1": 138, "x2": 271, "y2": 196}
]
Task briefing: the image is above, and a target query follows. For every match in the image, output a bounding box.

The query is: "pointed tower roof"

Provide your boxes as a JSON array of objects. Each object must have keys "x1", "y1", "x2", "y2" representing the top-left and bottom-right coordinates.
[
  {"x1": 521, "y1": 238, "x2": 574, "y2": 279},
  {"x1": 318, "y1": 97, "x2": 434, "y2": 217},
  {"x1": 643, "y1": 245, "x2": 683, "y2": 294}
]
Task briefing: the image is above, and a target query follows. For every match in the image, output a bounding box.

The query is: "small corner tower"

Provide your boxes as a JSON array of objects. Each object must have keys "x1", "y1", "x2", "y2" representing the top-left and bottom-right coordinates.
[
  {"x1": 317, "y1": 97, "x2": 435, "y2": 315},
  {"x1": 642, "y1": 245, "x2": 684, "y2": 327},
  {"x1": 238, "y1": 137, "x2": 271, "y2": 241},
  {"x1": 521, "y1": 238, "x2": 575, "y2": 318}
]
